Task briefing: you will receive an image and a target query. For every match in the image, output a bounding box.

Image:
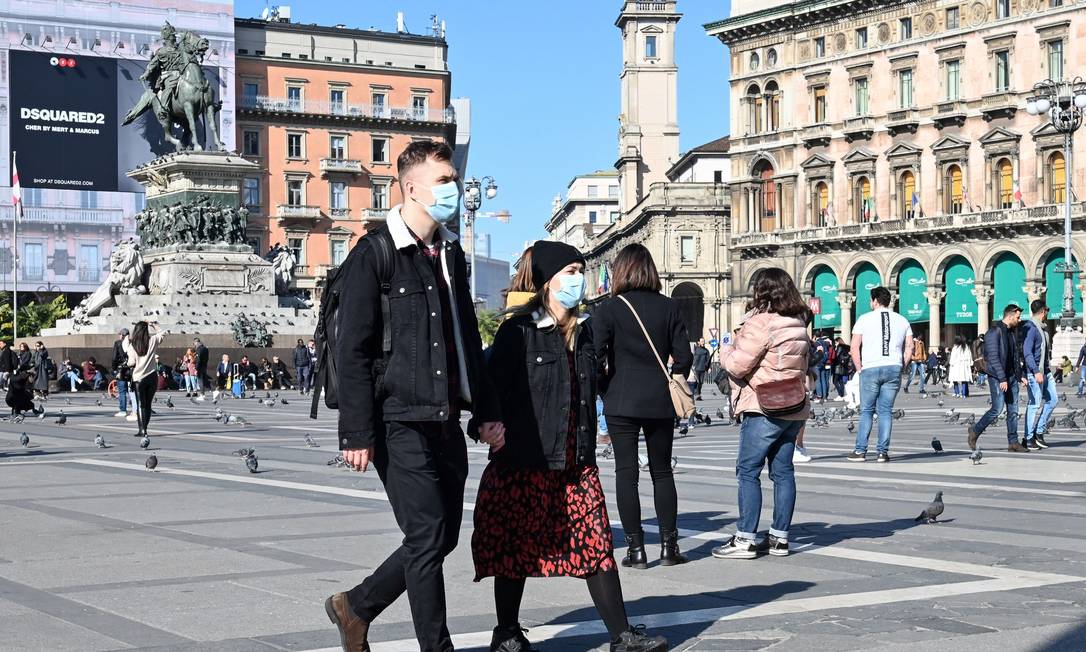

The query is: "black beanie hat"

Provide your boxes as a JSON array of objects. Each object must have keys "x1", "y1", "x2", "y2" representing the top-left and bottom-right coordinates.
[{"x1": 531, "y1": 240, "x2": 586, "y2": 291}]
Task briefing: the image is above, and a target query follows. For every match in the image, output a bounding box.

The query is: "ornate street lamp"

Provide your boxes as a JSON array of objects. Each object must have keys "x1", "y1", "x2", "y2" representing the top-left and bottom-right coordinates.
[
  {"x1": 462, "y1": 176, "x2": 498, "y2": 303},
  {"x1": 1026, "y1": 78, "x2": 1086, "y2": 341}
]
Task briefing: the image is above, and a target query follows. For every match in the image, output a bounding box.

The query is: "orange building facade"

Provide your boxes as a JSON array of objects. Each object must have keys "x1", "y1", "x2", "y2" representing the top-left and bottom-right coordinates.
[{"x1": 234, "y1": 16, "x2": 456, "y2": 292}]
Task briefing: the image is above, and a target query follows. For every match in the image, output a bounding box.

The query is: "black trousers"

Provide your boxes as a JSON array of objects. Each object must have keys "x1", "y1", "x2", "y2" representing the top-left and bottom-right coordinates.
[
  {"x1": 347, "y1": 420, "x2": 468, "y2": 652},
  {"x1": 607, "y1": 415, "x2": 679, "y2": 536},
  {"x1": 135, "y1": 374, "x2": 157, "y2": 433}
]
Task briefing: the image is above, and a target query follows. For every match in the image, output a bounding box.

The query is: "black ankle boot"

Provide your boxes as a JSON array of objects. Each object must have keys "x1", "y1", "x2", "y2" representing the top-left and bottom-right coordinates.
[
  {"x1": 659, "y1": 529, "x2": 687, "y2": 566},
  {"x1": 622, "y1": 532, "x2": 648, "y2": 569},
  {"x1": 611, "y1": 625, "x2": 668, "y2": 651},
  {"x1": 490, "y1": 623, "x2": 538, "y2": 652}
]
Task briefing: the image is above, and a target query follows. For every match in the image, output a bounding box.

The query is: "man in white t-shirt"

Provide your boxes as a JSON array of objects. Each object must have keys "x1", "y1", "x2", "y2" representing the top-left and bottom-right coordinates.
[{"x1": 847, "y1": 286, "x2": 913, "y2": 463}]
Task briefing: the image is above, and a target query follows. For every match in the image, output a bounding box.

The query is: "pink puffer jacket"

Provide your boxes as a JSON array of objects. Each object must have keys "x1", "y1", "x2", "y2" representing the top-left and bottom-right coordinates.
[{"x1": 722, "y1": 310, "x2": 811, "y2": 420}]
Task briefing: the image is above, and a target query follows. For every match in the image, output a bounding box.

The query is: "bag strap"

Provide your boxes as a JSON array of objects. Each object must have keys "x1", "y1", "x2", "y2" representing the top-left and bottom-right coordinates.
[{"x1": 618, "y1": 295, "x2": 673, "y2": 383}]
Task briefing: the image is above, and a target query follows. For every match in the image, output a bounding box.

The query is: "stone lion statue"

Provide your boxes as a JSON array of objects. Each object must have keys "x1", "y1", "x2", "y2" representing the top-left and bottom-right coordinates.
[
  {"x1": 264, "y1": 243, "x2": 297, "y2": 295},
  {"x1": 71, "y1": 240, "x2": 147, "y2": 325}
]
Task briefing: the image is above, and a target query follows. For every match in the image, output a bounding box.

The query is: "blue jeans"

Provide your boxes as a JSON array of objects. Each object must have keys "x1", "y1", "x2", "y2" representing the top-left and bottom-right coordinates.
[
  {"x1": 117, "y1": 379, "x2": 130, "y2": 412},
  {"x1": 596, "y1": 396, "x2": 608, "y2": 435},
  {"x1": 905, "y1": 361, "x2": 925, "y2": 392},
  {"x1": 1078, "y1": 368, "x2": 1085, "y2": 396},
  {"x1": 64, "y1": 371, "x2": 81, "y2": 389},
  {"x1": 833, "y1": 374, "x2": 847, "y2": 397},
  {"x1": 185, "y1": 374, "x2": 200, "y2": 392},
  {"x1": 1025, "y1": 372, "x2": 1058, "y2": 439},
  {"x1": 816, "y1": 368, "x2": 831, "y2": 400},
  {"x1": 854, "y1": 365, "x2": 902, "y2": 454},
  {"x1": 735, "y1": 414, "x2": 802, "y2": 540},
  {"x1": 975, "y1": 376, "x2": 1020, "y2": 443},
  {"x1": 297, "y1": 364, "x2": 313, "y2": 392}
]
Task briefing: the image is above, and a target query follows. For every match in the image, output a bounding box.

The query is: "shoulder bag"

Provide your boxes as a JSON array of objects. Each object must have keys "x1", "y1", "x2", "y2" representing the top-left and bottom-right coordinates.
[{"x1": 618, "y1": 296, "x2": 695, "y2": 419}]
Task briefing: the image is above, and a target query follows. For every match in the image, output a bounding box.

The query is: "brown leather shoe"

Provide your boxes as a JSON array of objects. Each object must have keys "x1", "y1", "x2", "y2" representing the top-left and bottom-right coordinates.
[
  {"x1": 325, "y1": 592, "x2": 370, "y2": 652},
  {"x1": 1007, "y1": 441, "x2": 1030, "y2": 453}
]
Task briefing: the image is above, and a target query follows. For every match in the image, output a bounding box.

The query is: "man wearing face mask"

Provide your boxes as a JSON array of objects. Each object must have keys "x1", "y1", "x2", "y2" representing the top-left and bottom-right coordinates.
[{"x1": 326, "y1": 140, "x2": 503, "y2": 652}]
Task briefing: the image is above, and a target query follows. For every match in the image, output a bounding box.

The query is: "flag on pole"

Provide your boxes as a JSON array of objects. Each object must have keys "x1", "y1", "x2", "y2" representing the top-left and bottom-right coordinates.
[
  {"x1": 862, "y1": 197, "x2": 873, "y2": 222},
  {"x1": 1013, "y1": 179, "x2": 1024, "y2": 207},
  {"x1": 910, "y1": 192, "x2": 920, "y2": 218},
  {"x1": 11, "y1": 151, "x2": 20, "y2": 208},
  {"x1": 597, "y1": 264, "x2": 610, "y2": 295},
  {"x1": 961, "y1": 183, "x2": 970, "y2": 212}
]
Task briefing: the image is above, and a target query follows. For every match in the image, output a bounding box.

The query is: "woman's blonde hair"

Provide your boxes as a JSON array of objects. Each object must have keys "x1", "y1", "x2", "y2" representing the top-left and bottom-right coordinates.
[
  {"x1": 511, "y1": 274, "x2": 581, "y2": 350},
  {"x1": 505, "y1": 246, "x2": 535, "y2": 295}
]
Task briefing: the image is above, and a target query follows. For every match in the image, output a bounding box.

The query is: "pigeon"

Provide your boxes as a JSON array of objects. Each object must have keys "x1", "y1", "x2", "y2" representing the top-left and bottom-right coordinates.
[
  {"x1": 139, "y1": 435, "x2": 151, "y2": 449},
  {"x1": 937, "y1": 399, "x2": 945, "y2": 407},
  {"x1": 94, "y1": 434, "x2": 106, "y2": 448},
  {"x1": 20, "y1": 432, "x2": 29, "y2": 447},
  {"x1": 847, "y1": 421, "x2": 856, "y2": 433},
  {"x1": 280, "y1": 397, "x2": 289, "y2": 405},
  {"x1": 165, "y1": 397, "x2": 175, "y2": 409},
  {"x1": 145, "y1": 454, "x2": 158, "y2": 471},
  {"x1": 55, "y1": 412, "x2": 67, "y2": 425},
  {"x1": 95, "y1": 398, "x2": 102, "y2": 407},
  {"x1": 598, "y1": 443, "x2": 614, "y2": 459},
  {"x1": 304, "y1": 434, "x2": 319, "y2": 448},
  {"x1": 265, "y1": 391, "x2": 272, "y2": 399},
  {"x1": 189, "y1": 397, "x2": 197, "y2": 404},
  {"x1": 327, "y1": 454, "x2": 347, "y2": 467},
  {"x1": 969, "y1": 448, "x2": 983, "y2": 465},
  {"x1": 246, "y1": 454, "x2": 259, "y2": 473},
  {"x1": 914, "y1": 491, "x2": 945, "y2": 524},
  {"x1": 963, "y1": 413, "x2": 976, "y2": 426},
  {"x1": 232, "y1": 447, "x2": 256, "y2": 458},
  {"x1": 65, "y1": 398, "x2": 71, "y2": 406},
  {"x1": 263, "y1": 399, "x2": 275, "y2": 407},
  {"x1": 931, "y1": 437, "x2": 943, "y2": 453},
  {"x1": 893, "y1": 409, "x2": 905, "y2": 420},
  {"x1": 716, "y1": 408, "x2": 725, "y2": 420},
  {"x1": 1060, "y1": 393, "x2": 1068, "y2": 404}
]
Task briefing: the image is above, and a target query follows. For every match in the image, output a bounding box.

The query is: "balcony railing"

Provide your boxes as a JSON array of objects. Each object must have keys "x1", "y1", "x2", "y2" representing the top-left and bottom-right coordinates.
[
  {"x1": 78, "y1": 268, "x2": 100, "y2": 283},
  {"x1": 732, "y1": 202, "x2": 1085, "y2": 248},
  {"x1": 362, "y1": 208, "x2": 389, "y2": 222},
  {"x1": 275, "y1": 204, "x2": 322, "y2": 220},
  {"x1": 22, "y1": 266, "x2": 44, "y2": 281},
  {"x1": 320, "y1": 158, "x2": 363, "y2": 174},
  {"x1": 329, "y1": 207, "x2": 351, "y2": 218},
  {"x1": 241, "y1": 95, "x2": 456, "y2": 124},
  {"x1": 0, "y1": 204, "x2": 125, "y2": 225}
]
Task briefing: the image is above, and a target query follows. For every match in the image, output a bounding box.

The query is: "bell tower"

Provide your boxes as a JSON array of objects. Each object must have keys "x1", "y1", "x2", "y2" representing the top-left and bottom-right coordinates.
[{"x1": 616, "y1": 0, "x2": 681, "y2": 215}]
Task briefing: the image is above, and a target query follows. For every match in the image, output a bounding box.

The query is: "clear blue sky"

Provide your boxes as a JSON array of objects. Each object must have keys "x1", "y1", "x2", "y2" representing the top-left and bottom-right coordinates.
[{"x1": 234, "y1": 1, "x2": 734, "y2": 263}]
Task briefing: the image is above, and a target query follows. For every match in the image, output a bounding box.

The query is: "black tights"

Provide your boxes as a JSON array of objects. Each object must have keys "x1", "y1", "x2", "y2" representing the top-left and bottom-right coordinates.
[
  {"x1": 495, "y1": 570, "x2": 628, "y2": 639},
  {"x1": 607, "y1": 416, "x2": 678, "y2": 534},
  {"x1": 135, "y1": 374, "x2": 157, "y2": 434}
]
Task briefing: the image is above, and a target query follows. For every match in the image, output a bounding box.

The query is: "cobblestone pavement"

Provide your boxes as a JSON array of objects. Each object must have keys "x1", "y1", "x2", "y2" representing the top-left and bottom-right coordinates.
[{"x1": 2, "y1": 383, "x2": 1085, "y2": 651}]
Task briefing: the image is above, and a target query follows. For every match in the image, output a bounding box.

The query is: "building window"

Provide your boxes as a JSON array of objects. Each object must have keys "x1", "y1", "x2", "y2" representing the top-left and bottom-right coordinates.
[
  {"x1": 242, "y1": 82, "x2": 258, "y2": 103},
  {"x1": 946, "y1": 59, "x2": 961, "y2": 100},
  {"x1": 330, "y1": 181, "x2": 347, "y2": 210},
  {"x1": 997, "y1": 159, "x2": 1014, "y2": 209},
  {"x1": 287, "y1": 237, "x2": 305, "y2": 265},
  {"x1": 767, "y1": 48, "x2": 778, "y2": 67},
  {"x1": 78, "y1": 244, "x2": 99, "y2": 282},
  {"x1": 23, "y1": 243, "x2": 43, "y2": 280},
  {"x1": 945, "y1": 164, "x2": 964, "y2": 214},
  {"x1": 371, "y1": 92, "x2": 387, "y2": 117},
  {"x1": 899, "y1": 17, "x2": 912, "y2": 40},
  {"x1": 749, "y1": 51, "x2": 760, "y2": 71},
  {"x1": 372, "y1": 137, "x2": 389, "y2": 164},
  {"x1": 22, "y1": 187, "x2": 42, "y2": 206},
  {"x1": 854, "y1": 77, "x2": 869, "y2": 116},
  {"x1": 243, "y1": 130, "x2": 260, "y2": 156},
  {"x1": 330, "y1": 134, "x2": 346, "y2": 160},
  {"x1": 331, "y1": 239, "x2": 348, "y2": 266},
  {"x1": 587, "y1": 185, "x2": 599, "y2": 198},
  {"x1": 243, "y1": 177, "x2": 260, "y2": 207},
  {"x1": 329, "y1": 88, "x2": 345, "y2": 114},
  {"x1": 746, "y1": 84, "x2": 763, "y2": 134},
  {"x1": 713, "y1": 171, "x2": 724, "y2": 184},
  {"x1": 372, "y1": 182, "x2": 389, "y2": 209},
  {"x1": 754, "y1": 162, "x2": 777, "y2": 232},
  {"x1": 1048, "y1": 40, "x2": 1064, "y2": 80},
  {"x1": 996, "y1": 0, "x2": 1011, "y2": 19},
  {"x1": 814, "y1": 37, "x2": 825, "y2": 57},
  {"x1": 815, "y1": 181, "x2": 830, "y2": 225},
  {"x1": 813, "y1": 85, "x2": 827, "y2": 122},
  {"x1": 855, "y1": 27, "x2": 868, "y2": 49},
  {"x1": 994, "y1": 50, "x2": 1010, "y2": 92},
  {"x1": 287, "y1": 133, "x2": 304, "y2": 159},
  {"x1": 1050, "y1": 152, "x2": 1066, "y2": 203},
  {"x1": 679, "y1": 236, "x2": 695, "y2": 263},
  {"x1": 608, "y1": 185, "x2": 619, "y2": 198},
  {"x1": 900, "y1": 171, "x2": 917, "y2": 219},
  {"x1": 610, "y1": 211, "x2": 620, "y2": 222},
  {"x1": 645, "y1": 35, "x2": 657, "y2": 59},
  {"x1": 855, "y1": 176, "x2": 873, "y2": 222},
  {"x1": 1050, "y1": 0, "x2": 1063, "y2": 6},
  {"x1": 947, "y1": 7, "x2": 960, "y2": 29},
  {"x1": 287, "y1": 179, "x2": 304, "y2": 206},
  {"x1": 80, "y1": 191, "x2": 97, "y2": 209},
  {"x1": 589, "y1": 210, "x2": 598, "y2": 224},
  {"x1": 766, "y1": 81, "x2": 780, "y2": 131},
  {"x1": 899, "y1": 69, "x2": 914, "y2": 108},
  {"x1": 287, "y1": 85, "x2": 302, "y2": 110},
  {"x1": 412, "y1": 95, "x2": 427, "y2": 119}
]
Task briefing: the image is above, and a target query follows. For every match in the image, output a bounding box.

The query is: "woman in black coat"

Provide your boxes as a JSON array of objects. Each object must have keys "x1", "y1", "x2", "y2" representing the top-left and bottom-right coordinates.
[
  {"x1": 593, "y1": 244, "x2": 693, "y2": 569},
  {"x1": 31, "y1": 341, "x2": 51, "y2": 397},
  {"x1": 16, "y1": 342, "x2": 32, "y2": 373}
]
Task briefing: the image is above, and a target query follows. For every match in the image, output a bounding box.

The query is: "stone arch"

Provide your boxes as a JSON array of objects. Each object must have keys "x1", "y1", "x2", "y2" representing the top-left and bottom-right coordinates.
[
  {"x1": 978, "y1": 242, "x2": 1033, "y2": 282},
  {"x1": 932, "y1": 247, "x2": 978, "y2": 284},
  {"x1": 1030, "y1": 243, "x2": 1081, "y2": 280},
  {"x1": 843, "y1": 255, "x2": 886, "y2": 287},
  {"x1": 886, "y1": 251, "x2": 932, "y2": 284},
  {"x1": 746, "y1": 151, "x2": 781, "y2": 178},
  {"x1": 672, "y1": 281, "x2": 705, "y2": 341},
  {"x1": 743, "y1": 261, "x2": 781, "y2": 291},
  {"x1": 800, "y1": 256, "x2": 844, "y2": 290}
]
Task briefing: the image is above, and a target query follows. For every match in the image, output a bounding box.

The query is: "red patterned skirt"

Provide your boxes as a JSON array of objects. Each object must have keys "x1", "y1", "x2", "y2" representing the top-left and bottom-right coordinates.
[{"x1": 472, "y1": 446, "x2": 616, "y2": 580}]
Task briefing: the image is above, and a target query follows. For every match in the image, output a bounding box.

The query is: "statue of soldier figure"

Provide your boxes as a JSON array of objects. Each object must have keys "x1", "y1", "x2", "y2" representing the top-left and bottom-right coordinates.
[{"x1": 122, "y1": 22, "x2": 225, "y2": 152}]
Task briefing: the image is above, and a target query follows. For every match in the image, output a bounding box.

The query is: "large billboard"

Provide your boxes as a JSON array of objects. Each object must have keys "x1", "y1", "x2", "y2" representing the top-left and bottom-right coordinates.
[{"x1": 8, "y1": 50, "x2": 222, "y2": 193}]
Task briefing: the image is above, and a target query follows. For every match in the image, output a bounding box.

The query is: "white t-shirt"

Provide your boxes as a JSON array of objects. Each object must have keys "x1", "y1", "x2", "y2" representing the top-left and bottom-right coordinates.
[{"x1": 853, "y1": 308, "x2": 912, "y2": 369}]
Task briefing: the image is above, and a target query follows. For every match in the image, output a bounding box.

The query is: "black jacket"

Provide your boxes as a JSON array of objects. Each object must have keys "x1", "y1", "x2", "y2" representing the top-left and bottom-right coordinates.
[
  {"x1": 593, "y1": 290, "x2": 694, "y2": 419},
  {"x1": 335, "y1": 231, "x2": 499, "y2": 449},
  {"x1": 16, "y1": 349, "x2": 31, "y2": 372},
  {"x1": 692, "y1": 345, "x2": 710, "y2": 373},
  {"x1": 0, "y1": 346, "x2": 15, "y2": 373},
  {"x1": 111, "y1": 340, "x2": 127, "y2": 372},
  {"x1": 195, "y1": 344, "x2": 209, "y2": 373},
  {"x1": 293, "y1": 344, "x2": 310, "y2": 368},
  {"x1": 984, "y1": 321, "x2": 1021, "y2": 383},
  {"x1": 479, "y1": 312, "x2": 599, "y2": 470}
]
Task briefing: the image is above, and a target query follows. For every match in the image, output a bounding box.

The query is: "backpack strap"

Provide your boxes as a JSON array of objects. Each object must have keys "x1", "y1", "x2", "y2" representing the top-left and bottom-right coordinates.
[{"x1": 368, "y1": 226, "x2": 395, "y2": 355}]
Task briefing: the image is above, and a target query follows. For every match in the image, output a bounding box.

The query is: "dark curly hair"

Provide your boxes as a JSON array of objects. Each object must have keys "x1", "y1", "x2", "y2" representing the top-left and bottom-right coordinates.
[{"x1": 746, "y1": 268, "x2": 813, "y2": 324}]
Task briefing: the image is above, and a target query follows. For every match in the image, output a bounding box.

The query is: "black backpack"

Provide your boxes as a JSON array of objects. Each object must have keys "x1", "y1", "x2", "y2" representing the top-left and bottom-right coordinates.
[{"x1": 309, "y1": 226, "x2": 395, "y2": 419}]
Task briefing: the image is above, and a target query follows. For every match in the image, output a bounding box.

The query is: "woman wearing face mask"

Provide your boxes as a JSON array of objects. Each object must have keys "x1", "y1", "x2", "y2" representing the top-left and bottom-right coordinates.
[
  {"x1": 472, "y1": 241, "x2": 667, "y2": 652},
  {"x1": 592, "y1": 244, "x2": 693, "y2": 570}
]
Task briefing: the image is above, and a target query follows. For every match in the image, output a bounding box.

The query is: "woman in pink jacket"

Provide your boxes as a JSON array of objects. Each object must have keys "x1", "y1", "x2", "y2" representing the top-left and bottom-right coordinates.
[{"x1": 713, "y1": 268, "x2": 812, "y2": 560}]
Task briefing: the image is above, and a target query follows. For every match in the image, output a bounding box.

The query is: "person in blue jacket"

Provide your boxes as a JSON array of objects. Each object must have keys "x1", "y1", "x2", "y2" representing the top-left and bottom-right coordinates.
[
  {"x1": 968, "y1": 304, "x2": 1029, "y2": 452},
  {"x1": 1020, "y1": 300, "x2": 1057, "y2": 449}
]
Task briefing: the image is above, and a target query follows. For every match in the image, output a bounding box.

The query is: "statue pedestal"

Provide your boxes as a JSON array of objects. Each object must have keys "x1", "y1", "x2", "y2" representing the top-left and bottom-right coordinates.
[{"x1": 1052, "y1": 325, "x2": 1085, "y2": 370}]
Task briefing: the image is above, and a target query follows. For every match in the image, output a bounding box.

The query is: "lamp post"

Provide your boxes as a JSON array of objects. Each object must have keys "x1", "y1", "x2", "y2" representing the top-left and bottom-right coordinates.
[
  {"x1": 462, "y1": 175, "x2": 498, "y2": 303},
  {"x1": 1026, "y1": 79, "x2": 1086, "y2": 349}
]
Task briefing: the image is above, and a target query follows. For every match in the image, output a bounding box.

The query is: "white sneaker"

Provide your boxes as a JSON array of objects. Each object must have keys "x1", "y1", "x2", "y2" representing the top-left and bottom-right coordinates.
[
  {"x1": 793, "y1": 447, "x2": 813, "y2": 463},
  {"x1": 126, "y1": 413, "x2": 138, "y2": 421},
  {"x1": 833, "y1": 396, "x2": 845, "y2": 402},
  {"x1": 113, "y1": 411, "x2": 127, "y2": 418}
]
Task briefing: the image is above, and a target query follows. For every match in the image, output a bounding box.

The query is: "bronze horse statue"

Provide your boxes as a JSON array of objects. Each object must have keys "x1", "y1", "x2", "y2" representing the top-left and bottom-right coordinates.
[{"x1": 123, "y1": 32, "x2": 224, "y2": 152}]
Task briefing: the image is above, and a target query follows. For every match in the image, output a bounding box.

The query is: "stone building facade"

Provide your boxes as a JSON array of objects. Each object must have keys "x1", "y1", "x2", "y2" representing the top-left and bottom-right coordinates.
[
  {"x1": 545, "y1": 171, "x2": 620, "y2": 252},
  {"x1": 707, "y1": 0, "x2": 1086, "y2": 352}
]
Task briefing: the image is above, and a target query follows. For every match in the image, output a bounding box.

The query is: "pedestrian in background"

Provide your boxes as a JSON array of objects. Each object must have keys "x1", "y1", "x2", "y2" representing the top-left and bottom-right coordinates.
[
  {"x1": 1056, "y1": 355, "x2": 1072, "y2": 384},
  {"x1": 0, "y1": 339, "x2": 16, "y2": 390},
  {"x1": 293, "y1": 338, "x2": 311, "y2": 394},
  {"x1": 1021, "y1": 300, "x2": 1056, "y2": 450},
  {"x1": 593, "y1": 243, "x2": 693, "y2": 569},
  {"x1": 472, "y1": 240, "x2": 667, "y2": 652},
  {"x1": 692, "y1": 338, "x2": 710, "y2": 401},
  {"x1": 949, "y1": 335, "x2": 973, "y2": 398},
  {"x1": 111, "y1": 329, "x2": 137, "y2": 420},
  {"x1": 973, "y1": 334, "x2": 988, "y2": 387},
  {"x1": 831, "y1": 337, "x2": 852, "y2": 399},
  {"x1": 968, "y1": 304, "x2": 1028, "y2": 452},
  {"x1": 503, "y1": 245, "x2": 535, "y2": 312},
  {"x1": 31, "y1": 341, "x2": 53, "y2": 400},
  {"x1": 123, "y1": 321, "x2": 169, "y2": 438},
  {"x1": 306, "y1": 339, "x2": 319, "y2": 393},
  {"x1": 15, "y1": 342, "x2": 31, "y2": 373},
  {"x1": 714, "y1": 267, "x2": 811, "y2": 559},
  {"x1": 813, "y1": 332, "x2": 834, "y2": 402},
  {"x1": 192, "y1": 337, "x2": 208, "y2": 394},
  {"x1": 182, "y1": 348, "x2": 200, "y2": 396},
  {"x1": 215, "y1": 353, "x2": 232, "y2": 389},
  {"x1": 904, "y1": 337, "x2": 927, "y2": 394},
  {"x1": 82, "y1": 357, "x2": 104, "y2": 391},
  {"x1": 847, "y1": 287, "x2": 912, "y2": 463}
]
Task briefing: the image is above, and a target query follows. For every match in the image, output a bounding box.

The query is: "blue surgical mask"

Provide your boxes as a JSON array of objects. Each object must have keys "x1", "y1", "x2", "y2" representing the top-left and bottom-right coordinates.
[
  {"x1": 412, "y1": 180, "x2": 461, "y2": 222},
  {"x1": 555, "y1": 273, "x2": 585, "y2": 309}
]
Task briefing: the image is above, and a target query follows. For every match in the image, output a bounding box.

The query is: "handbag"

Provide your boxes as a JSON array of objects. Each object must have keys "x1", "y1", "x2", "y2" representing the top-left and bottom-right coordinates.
[
  {"x1": 752, "y1": 376, "x2": 808, "y2": 417},
  {"x1": 618, "y1": 296, "x2": 695, "y2": 420}
]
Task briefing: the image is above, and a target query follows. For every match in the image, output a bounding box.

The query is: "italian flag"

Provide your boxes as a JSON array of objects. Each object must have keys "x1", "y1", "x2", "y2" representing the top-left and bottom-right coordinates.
[{"x1": 11, "y1": 151, "x2": 20, "y2": 208}]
